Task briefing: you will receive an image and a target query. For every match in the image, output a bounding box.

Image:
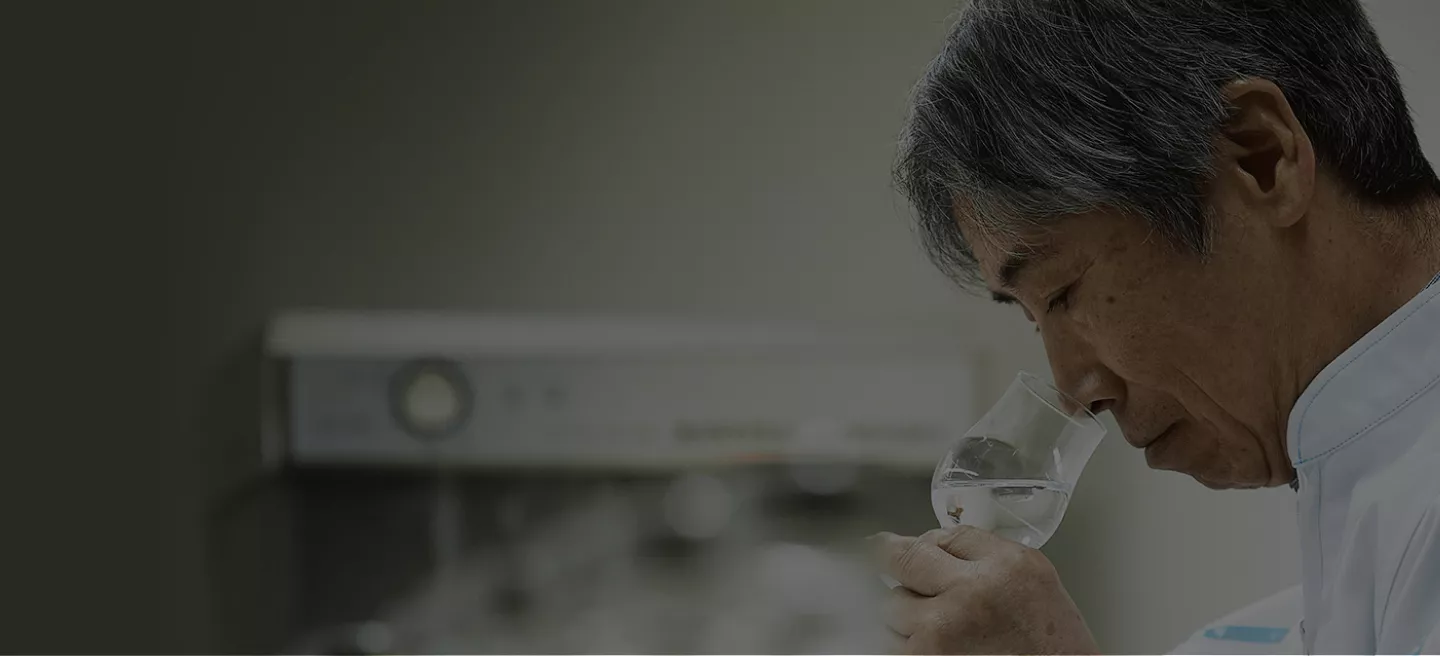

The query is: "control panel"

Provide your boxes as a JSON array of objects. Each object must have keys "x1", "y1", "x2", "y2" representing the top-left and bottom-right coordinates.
[{"x1": 271, "y1": 312, "x2": 976, "y2": 471}]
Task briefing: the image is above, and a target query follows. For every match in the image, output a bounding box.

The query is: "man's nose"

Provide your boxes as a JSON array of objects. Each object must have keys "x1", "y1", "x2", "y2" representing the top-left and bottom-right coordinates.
[
  {"x1": 1060, "y1": 378, "x2": 1119, "y2": 417},
  {"x1": 1043, "y1": 330, "x2": 1122, "y2": 418}
]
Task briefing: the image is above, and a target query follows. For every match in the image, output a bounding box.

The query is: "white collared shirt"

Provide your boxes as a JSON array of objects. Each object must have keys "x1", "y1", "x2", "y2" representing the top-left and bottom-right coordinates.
[
  {"x1": 1172, "y1": 274, "x2": 1440, "y2": 655},
  {"x1": 1292, "y1": 275, "x2": 1440, "y2": 654}
]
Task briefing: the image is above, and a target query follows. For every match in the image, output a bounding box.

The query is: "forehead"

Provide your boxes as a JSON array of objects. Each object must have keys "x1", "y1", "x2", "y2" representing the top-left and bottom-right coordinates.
[
  {"x1": 953, "y1": 201, "x2": 1161, "y2": 291},
  {"x1": 955, "y1": 215, "x2": 1066, "y2": 288}
]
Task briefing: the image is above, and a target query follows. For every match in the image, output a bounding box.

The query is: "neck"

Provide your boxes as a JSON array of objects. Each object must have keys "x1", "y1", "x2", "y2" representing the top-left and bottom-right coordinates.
[{"x1": 1280, "y1": 198, "x2": 1440, "y2": 428}]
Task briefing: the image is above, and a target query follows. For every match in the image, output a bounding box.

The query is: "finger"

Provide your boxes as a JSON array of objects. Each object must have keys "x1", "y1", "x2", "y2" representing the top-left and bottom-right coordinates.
[
  {"x1": 928, "y1": 523, "x2": 1018, "y2": 560},
  {"x1": 916, "y1": 527, "x2": 951, "y2": 547},
  {"x1": 881, "y1": 585, "x2": 929, "y2": 637},
  {"x1": 868, "y1": 531, "x2": 963, "y2": 596}
]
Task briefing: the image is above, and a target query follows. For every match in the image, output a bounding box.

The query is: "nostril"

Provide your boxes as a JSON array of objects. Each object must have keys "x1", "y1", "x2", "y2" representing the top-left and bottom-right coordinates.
[{"x1": 1089, "y1": 399, "x2": 1115, "y2": 416}]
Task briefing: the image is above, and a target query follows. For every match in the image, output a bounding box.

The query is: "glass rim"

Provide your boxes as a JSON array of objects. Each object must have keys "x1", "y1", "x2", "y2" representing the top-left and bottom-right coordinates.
[{"x1": 1015, "y1": 370, "x2": 1105, "y2": 431}]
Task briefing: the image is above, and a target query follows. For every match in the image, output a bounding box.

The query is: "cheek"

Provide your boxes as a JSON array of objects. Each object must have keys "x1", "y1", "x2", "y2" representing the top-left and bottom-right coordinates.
[
  {"x1": 1083, "y1": 288, "x2": 1242, "y2": 417},
  {"x1": 1075, "y1": 287, "x2": 1184, "y2": 377},
  {"x1": 1083, "y1": 292, "x2": 1277, "y2": 485},
  {"x1": 1077, "y1": 245, "x2": 1226, "y2": 373}
]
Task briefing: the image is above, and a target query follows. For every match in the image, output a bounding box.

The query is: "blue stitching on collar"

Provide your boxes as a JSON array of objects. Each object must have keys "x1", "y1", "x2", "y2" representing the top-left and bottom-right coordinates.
[{"x1": 1294, "y1": 371, "x2": 1440, "y2": 465}]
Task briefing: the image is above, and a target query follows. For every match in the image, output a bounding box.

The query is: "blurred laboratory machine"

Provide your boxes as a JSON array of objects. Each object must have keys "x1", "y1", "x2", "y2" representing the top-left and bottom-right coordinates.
[{"x1": 265, "y1": 311, "x2": 979, "y2": 654}]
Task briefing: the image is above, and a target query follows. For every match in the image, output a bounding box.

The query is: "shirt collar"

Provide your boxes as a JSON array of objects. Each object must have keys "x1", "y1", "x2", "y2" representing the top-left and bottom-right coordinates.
[{"x1": 1286, "y1": 277, "x2": 1440, "y2": 466}]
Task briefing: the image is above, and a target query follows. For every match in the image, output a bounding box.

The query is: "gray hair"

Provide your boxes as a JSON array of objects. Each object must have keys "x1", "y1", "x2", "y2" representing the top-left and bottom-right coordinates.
[{"x1": 896, "y1": 0, "x2": 1440, "y2": 286}]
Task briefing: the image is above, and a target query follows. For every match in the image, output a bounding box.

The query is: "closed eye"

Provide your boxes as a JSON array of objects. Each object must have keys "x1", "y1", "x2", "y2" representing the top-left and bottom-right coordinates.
[
  {"x1": 1045, "y1": 285, "x2": 1074, "y2": 314},
  {"x1": 992, "y1": 290, "x2": 1039, "y2": 331}
]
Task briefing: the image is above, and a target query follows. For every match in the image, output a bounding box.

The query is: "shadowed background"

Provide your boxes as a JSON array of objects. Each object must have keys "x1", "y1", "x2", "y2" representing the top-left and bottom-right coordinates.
[{"x1": 5, "y1": 1, "x2": 1437, "y2": 653}]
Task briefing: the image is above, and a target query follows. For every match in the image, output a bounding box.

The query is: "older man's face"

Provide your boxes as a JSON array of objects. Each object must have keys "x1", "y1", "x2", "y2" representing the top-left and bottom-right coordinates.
[{"x1": 960, "y1": 210, "x2": 1296, "y2": 489}]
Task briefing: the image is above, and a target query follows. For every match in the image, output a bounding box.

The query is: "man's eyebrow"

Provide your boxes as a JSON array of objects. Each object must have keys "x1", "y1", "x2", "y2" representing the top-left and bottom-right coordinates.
[
  {"x1": 990, "y1": 290, "x2": 1019, "y2": 305},
  {"x1": 986, "y1": 242, "x2": 1058, "y2": 304},
  {"x1": 997, "y1": 243, "x2": 1056, "y2": 290}
]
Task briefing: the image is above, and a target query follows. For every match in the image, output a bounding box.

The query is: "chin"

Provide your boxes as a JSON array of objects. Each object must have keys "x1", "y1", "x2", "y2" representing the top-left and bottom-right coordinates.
[
  {"x1": 1186, "y1": 470, "x2": 1269, "y2": 490},
  {"x1": 1191, "y1": 475, "x2": 1242, "y2": 490}
]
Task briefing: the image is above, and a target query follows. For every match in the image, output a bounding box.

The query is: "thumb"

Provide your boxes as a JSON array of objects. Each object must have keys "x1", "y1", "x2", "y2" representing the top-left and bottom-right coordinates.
[{"x1": 924, "y1": 524, "x2": 1016, "y2": 560}]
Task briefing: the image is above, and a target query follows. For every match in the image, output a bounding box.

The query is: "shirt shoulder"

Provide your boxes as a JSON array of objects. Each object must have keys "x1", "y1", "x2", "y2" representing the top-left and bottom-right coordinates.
[
  {"x1": 1353, "y1": 416, "x2": 1440, "y2": 530},
  {"x1": 1351, "y1": 415, "x2": 1440, "y2": 652},
  {"x1": 1352, "y1": 413, "x2": 1440, "y2": 552}
]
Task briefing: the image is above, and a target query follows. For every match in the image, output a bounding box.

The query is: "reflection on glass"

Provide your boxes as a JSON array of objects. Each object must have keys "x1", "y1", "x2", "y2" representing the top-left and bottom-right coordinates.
[{"x1": 930, "y1": 371, "x2": 1107, "y2": 548}]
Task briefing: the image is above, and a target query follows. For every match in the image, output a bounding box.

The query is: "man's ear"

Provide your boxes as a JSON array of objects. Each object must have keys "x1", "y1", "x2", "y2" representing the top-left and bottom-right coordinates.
[{"x1": 1216, "y1": 78, "x2": 1316, "y2": 229}]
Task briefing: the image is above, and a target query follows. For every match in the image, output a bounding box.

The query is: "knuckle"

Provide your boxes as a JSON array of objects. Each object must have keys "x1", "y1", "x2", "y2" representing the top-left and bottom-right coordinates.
[
  {"x1": 996, "y1": 542, "x2": 1036, "y2": 570},
  {"x1": 952, "y1": 523, "x2": 983, "y2": 537},
  {"x1": 929, "y1": 526, "x2": 968, "y2": 556},
  {"x1": 933, "y1": 607, "x2": 967, "y2": 638},
  {"x1": 926, "y1": 607, "x2": 956, "y2": 634},
  {"x1": 940, "y1": 523, "x2": 976, "y2": 542},
  {"x1": 931, "y1": 527, "x2": 962, "y2": 551},
  {"x1": 918, "y1": 527, "x2": 949, "y2": 545},
  {"x1": 1016, "y1": 545, "x2": 1056, "y2": 574},
  {"x1": 896, "y1": 538, "x2": 928, "y2": 573}
]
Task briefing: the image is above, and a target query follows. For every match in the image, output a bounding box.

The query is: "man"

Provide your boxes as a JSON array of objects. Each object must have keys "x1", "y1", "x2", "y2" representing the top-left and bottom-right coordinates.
[{"x1": 874, "y1": 0, "x2": 1440, "y2": 654}]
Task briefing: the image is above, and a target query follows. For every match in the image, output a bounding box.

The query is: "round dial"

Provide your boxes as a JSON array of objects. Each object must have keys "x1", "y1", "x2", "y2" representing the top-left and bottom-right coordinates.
[{"x1": 388, "y1": 358, "x2": 473, "y2": 440}]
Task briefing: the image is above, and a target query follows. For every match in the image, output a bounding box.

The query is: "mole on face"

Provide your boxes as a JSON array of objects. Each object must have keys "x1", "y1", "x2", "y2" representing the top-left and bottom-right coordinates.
[{"x1": 1107, "y1": 295, "x2": 1117, "y2": 304}]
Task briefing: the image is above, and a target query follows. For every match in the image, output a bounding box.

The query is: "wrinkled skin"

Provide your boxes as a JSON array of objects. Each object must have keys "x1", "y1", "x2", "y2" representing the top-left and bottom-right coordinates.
[
  {"x1": 875, "y1": 78, "x2": 1440, "y2": 653},
  {"x1": 872, "y1": 526, "x2": 1096, "y2": 655}
]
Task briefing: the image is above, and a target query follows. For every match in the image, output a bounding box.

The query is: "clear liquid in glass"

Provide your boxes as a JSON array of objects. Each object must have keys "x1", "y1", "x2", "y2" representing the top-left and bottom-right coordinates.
[
  {"x1": 918, "y1": 373, "x2": 1106, "y2": 563},
  {"x1": 929, "y1": 476, "x2": 1072, "y2": 549}
]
